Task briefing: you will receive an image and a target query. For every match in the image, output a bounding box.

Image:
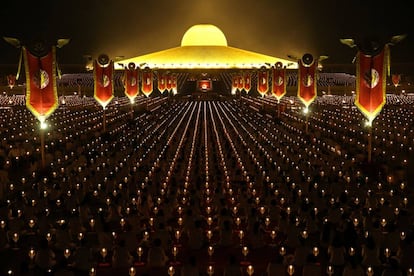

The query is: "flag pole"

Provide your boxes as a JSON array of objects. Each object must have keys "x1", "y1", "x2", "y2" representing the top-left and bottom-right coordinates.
[
  {"x1": 305, "y1": 113, "x2": 309, "y2": 134},
  {"x1": 277, "y1": 99, "x2": 281, "y2": 118},
  {"x1": 40, "y1": 127, "x2": 46, "y2": 168},
  {"x1": 368, "y1": 124, "x2": 372, "y2": 163},
  {"x1": 103, "y1": 108, "x2": 106, "y2": 132}
]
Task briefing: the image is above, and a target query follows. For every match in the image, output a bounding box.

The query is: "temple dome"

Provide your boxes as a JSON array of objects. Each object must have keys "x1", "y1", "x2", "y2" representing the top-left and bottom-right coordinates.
[{"x1": 181, "y1": 24, "x2": 228, "y2": 47}]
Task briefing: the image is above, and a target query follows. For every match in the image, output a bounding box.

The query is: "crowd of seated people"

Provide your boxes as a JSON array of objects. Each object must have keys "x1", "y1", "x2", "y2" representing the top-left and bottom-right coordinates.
[{"x1": 0, "y1": 93, "x2": 413, "y2": 275}]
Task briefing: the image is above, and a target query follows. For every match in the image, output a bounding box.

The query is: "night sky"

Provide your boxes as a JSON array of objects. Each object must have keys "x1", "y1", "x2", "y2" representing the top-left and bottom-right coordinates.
[{"x1": 0, "y1": 0, "x2": 413, "y2": 68}]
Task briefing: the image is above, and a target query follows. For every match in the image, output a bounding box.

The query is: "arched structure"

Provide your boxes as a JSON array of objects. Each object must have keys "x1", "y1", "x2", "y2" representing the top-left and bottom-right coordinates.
[{"x1": 115, "y1": 24, "x2": 296, "y2": 70}]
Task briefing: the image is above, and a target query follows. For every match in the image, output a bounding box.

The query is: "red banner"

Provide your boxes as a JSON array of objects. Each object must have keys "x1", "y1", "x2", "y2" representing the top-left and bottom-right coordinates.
[
  {"x1": 243, "y1": 72, "x2": 251, "y2": 93},
  {"x1": 158, "y1": 73, "x2": 166, "y2": 93},
  {"x1": 231, "y1": 75, "x2": 238, "y2": 94},
  {"x1": 237, "y1": 75, "x2": 244, "y2": 91},
  {"x1": 171, "y1": 74, "x2": 178, "y2": 94},
  {"x1": 297, "y1": 59, "x2": 317, "y2": 107},
  {"x1": 123, "y1": 67, "x2": 139, "y2": 101},
  {"x1": 257, "y1": 70, "x2": 269, "y2": 96},
  {"x1": 166, "y1": 74, "x2": 172, "y2": 91},
  {"x1": 23, "y1": 46, "x2": 58, "y2": 121},
  {"x1": 7, "y1": 74, "x2": 16, "y2": 89},
  {"x1": 392, "y1": 74, "x2": 401, "y2": 87},
  {"x1": 94, "y1": 60, "x2": 114, "y2": 108},
  {"x1": 272, "y1": 67, "x2": 286, "y2": 101},
  {"x1": 141, "y1": 70, "x2": 153, "y2": 97},
  {"x1": 355, "y1": 46, "x2": 389, "y2": 122}
]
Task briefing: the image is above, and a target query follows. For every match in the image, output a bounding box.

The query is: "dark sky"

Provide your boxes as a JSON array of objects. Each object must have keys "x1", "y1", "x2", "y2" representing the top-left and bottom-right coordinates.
[{"x1": 0, "y1": 0, "x2": 413, "y2": 68}]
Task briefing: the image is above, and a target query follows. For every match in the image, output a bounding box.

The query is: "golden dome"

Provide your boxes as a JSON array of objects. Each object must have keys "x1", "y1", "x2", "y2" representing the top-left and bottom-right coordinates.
[{"x1": 181, "y1": 24, "x2": 228, "y2": 47}]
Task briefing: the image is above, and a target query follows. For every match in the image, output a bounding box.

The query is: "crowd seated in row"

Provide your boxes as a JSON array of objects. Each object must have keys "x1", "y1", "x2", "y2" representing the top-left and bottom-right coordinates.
[{"x1": 0, "y1": 93, "x2": 413, "y2": 275}]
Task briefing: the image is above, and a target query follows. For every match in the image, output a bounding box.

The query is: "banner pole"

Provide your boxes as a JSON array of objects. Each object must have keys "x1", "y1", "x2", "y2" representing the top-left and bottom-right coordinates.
[
  {"x1": 103, "y1": 108, "x2": 106, "y2": 132},
  {"x1": 40, "y1": 128, "x2": 45, "y2": 168},
  {"x1": 305, "y1": 113, "x2": 309, "y2": 134},
  {"x1": 368, "y1": 125, "x2": 372, "y2": 163},
  {"x1": 277, "y1": 99, "x2": 281, "y2": 118}
]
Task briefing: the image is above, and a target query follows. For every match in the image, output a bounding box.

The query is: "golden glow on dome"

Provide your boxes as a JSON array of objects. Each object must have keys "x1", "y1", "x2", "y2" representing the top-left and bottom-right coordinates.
[
  {"x1": 116, "y1": 23, "x2": 297, "y2": 70},
  {"x1": 181, "y1": 24, "x2": 228, "y2": 47}
]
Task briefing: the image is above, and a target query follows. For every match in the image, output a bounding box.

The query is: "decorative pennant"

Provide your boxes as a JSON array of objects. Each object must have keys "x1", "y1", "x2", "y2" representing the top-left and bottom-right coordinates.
[
  {"x1": 94, "y1": 55, "x2": 114, "y2": 109},
  {"x1": 23, "y1": 46, "x2": 58, "y2": 122},
  {"x1": 171, "y1": 74, "x2": 178, "y2": 95},
  {"x1": 166, "y1": 74, "x2": 172, "y2": 92},
  {"x1": 297, "y1": 54, "x2": 317, "y2": 108},
  {"x1": 7, "y1": 74, "x2": 16, "y2": 89},
  {"x1": 243, "y1": 72, "x2": 251, "y2": 93},
  {"x1": 141, "y1": 70, "x2": 153, "y2": 97},
  {"x1": 231, "y1": 75, "x2": 238, "y2": 95},
  {"x1": 158, "y1": 73, "x2": 166, "y2": 93},
  {"x1": 355, "y1": 45, "x2": 389, "y2": 124},
  {"x1": 237, "y1": 74, "x2": 244, "y2": 91},
  {"x1": 272, "y1": 62, "x2": 286, "y2": 101},
  {"x1": 257, "y1": 69, "x2": 269, "y2": 97},
  {"x1": 124, "y1": 62, "x2": 139, "y2": 102},
  {"x1": 391, "y1": 74, "x2": 401, "y2": 87}
]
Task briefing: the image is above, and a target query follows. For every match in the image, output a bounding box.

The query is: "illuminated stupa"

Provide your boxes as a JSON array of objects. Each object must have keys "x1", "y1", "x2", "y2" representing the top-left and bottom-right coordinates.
[{"x1": 116, "y1": 24, "x2": 296, "y2": 69}]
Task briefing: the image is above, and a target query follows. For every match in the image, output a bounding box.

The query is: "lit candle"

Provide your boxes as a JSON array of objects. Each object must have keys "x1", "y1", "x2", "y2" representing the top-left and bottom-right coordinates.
[
  {"x1": 208, "y1": 245, "x2": 214, "y2": 257},
  {"x1": 64, "y1": 248, "x2": 71, "y2": 259},
  {"x1": 367, "y1": 266, "x2": 373, "y2": 276},
  {"x1": 28, "y1": 248, "x2": 36, "y2": 260},
  {"x1": 129, "y1": 266, "x2": 136, "y2": 276},
  {"x1": 247, "y1": 265, "x2": 254, "y2": 276},
  {"x1": 207, "y1": 265, "x2": 214, "y2": 276},
  {"x1": 287, "y1": 264, "x2": 295, "y2": 276}
]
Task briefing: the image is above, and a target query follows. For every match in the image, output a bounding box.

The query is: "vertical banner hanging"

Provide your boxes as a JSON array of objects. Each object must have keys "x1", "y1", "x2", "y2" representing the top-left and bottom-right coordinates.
[
  {"x1": 391, "y1": 74, "x2": 401, "y2": 87},
  {"x1": 23, "y1": 46, "x2": 58, "y2": 123},
  {"x1": 231, "y1": 75, "x2": 238, "y2": 95},
  {"x1": 7, "y1": 74, "x2": 16, "y2": 89},
  {"x1": 297, "y1": 54, "x2": 317, "y2": 108},
  {"x1": 158, "y1": 72, "x2": 166, "y2": 93},
  {"x1": 355, "y1": 45, "x2": 389, "y2": 124},
  {"x1": 123, "y1": 62, "x2": 139, "y2": 102},
  {"x1": 237, "y1": 74, "x2": 244, "y2": 91},
  {"x1": 166, "y1": 73, "x2": 172, "y2": 92},
  {"x1": 141, "y1": 69, "x2": 153, "y2": 97},
  {"x1": 171, "y1": 74, "x2": 178, "y2": 95},
  {"x1": 257, "y1": 69, "x2": 269, "y2": 97},
  {"x1": 272, "y1": 62, "x2": 287, "y2": 101},
  {"x1": 94, "y1": 54, "x2": 114, "y2": 109},
  {"x1": 243, "y1": 72, "x2": 251, "y2": 93}
]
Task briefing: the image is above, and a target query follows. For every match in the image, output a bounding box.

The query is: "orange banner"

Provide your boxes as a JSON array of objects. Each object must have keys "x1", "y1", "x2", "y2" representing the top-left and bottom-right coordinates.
[
  {"x1": 237, "y1": 74, "x2": 244, "y2": 91},
  {"x1": 392, "y1": 74, "x2": 401, "y2": 87},
  {"x1": 171, "y1": 74, "x2": 178, "y2": 94},
  {"x1": 94, "y1": 60, "x2": 114, "y2": 108},
  {"x1": 355, "y1": 46, "x2": 389, "y2": 122},
  {"x1": 243, "y1": 72, "x2": 251, "y2": 93},
  {"x1": 158, "y1": 73, "x2": 166, "y2": 93},
  {"x1": 272, "y1": 66, "x2": 286, "y2": 101},
  {"x1": 232, "y1": 75, "x2": 238, "y2": 94},
  {"x1": 123, "y1": 66, "x2": 139, "y2": 101},
  {"x1": 166, "y1": 74, "x2": 172, "y2": 91},
  {"x1": 297, "y1": 59, "x2": 317, "y2": 107},
  {"x1": 141, "y1": 70, "x2": 153, "y2": 97},
  {"x1": 257, "y1": 70, "x2": 269, "y2": 96},
  {"x1": 7, "y1": 74, "x2": 16, "y2": 89},
  {"x1": 23, "y1": 46, "x2": 58, "y2": 121}
]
